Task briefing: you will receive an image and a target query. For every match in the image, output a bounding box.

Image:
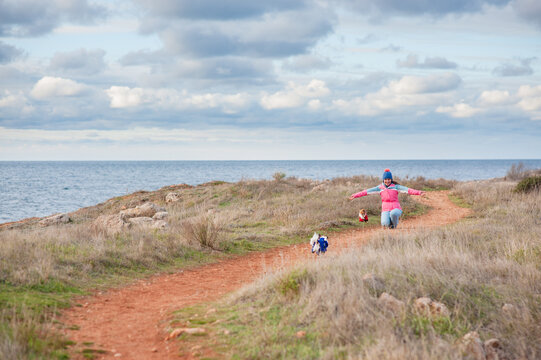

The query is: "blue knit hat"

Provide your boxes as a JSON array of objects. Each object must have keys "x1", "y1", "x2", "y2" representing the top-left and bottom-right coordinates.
[{"x1": 382, "y1": 168, "x2": 392, "y2": 180}]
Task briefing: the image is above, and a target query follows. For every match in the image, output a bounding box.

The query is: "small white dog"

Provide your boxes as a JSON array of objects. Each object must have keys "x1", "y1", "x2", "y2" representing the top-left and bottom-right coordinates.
[{"x1": 310, "y1": 232, "x2": 328, "y2": 255}]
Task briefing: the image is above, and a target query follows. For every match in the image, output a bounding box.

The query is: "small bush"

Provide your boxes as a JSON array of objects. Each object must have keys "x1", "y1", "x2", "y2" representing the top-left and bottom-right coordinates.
[
  {"x1": 272, "y1": 172, "x2": 286, "y2": 181},
  {"x1": 506, "y1": 162, "x2": 527, "y2": 180},
  {"x1": 181, "y1": 216, "x2": 224, "y2": 249},
  {"x1": 277, "y1": 269, "x2": 309, "y2": 297},
  {"x1": 515, "y1": 176, "x2": 541, "y2": 193}
]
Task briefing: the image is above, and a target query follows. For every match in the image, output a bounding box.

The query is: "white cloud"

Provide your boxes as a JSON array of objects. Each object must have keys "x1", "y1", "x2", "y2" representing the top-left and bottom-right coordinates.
[
  {"x1": 332, "y1": 73, "x2": 458, "y2": 116},
  {"x1": 0, "y1": 90, "x2": 25, "y2": 107},
  {"x1": 295, "y1": 79, "x2": 330, "y2": 97},
  {"x1": 517, "y1": 85, "x2": 541, "y2": 111},
  {"x1": 184, "y1": 93, "x2": 250, "y2": 113},
  {"x1": 0, "y1": 90, "x2": 34, "y2": 114},
  {"x1": 105, "y1": 86, "x2": 250, "y2": 113},
  {"x1": 260, "y1": 92, "x2": 303, "y2": 109},
  {"x1": 308, "y1": 99, "x2": 321, "y2": 110},
  {"x1": 260, "y1": 79, "x2": 330, "y2": 110},
  {"x1": 387, "y1": 73, "x2": 461, "y2": 94},
  {"x1": 106, "y1": 86, "x2": 144, "y2": 108},
  {"x1": 477, "y1": 90, "x2": 512, "y2": 107},
  {"x1": 30, "y1": 76, "x2": 87, "y2": 99},
  {"x1": 436, "y1": 103, "x2": 482, "y2": 118}
]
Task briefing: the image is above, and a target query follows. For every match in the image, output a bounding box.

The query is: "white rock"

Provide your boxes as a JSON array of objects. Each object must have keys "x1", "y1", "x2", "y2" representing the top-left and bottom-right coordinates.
[
  {"x1": 152, "y1": 211, "x2": 168, "y2": 220},
  {"x1": 457, "y1": 331, "x2": 485, "y2": 360},
  {"x1": 39, "y1": 213, "x2": 70, "y2": 227},
  {"x1": 484, "y1": 338, "x2": 505, "y2": 360},
  {"x1": 413, "y1": 297, "x2": 432, "y2": 315},
  {"x1": 430, "y1": 300, "x2": 450, "y2": 317},
  {"x1": 92, "y1": 214, "x2": 130, "y2": 234},
  {"x1": 121, "y1": 202, "x2": 165, "y2": 219},
  {"x1": 165, "y1": 327, "x2": 206, "y2": 340},
  {"x1": 165, "y1": 192, "x2": 181, "y2": 203},
  {"x1": 128, "y1": 217, "x2": 155, "y2": 226},
  {"x1": 414, "y1": 297, "x2": 450, "y2": 317},
  {"x1": 151, "y1": 220, "x2": 168, "y2": 230},
  {"x1": 501, "y1": 303, "x2": 516, "y2": 317},
  {"x1": 310, "y1": 184, "x2": 328, "y2": 192},
  {"x1": 362, "y1": 273, "x2": 385, "y2": 293},
  {"x1": 378, "y1": 292, "x2": 405, "y2": 314}
]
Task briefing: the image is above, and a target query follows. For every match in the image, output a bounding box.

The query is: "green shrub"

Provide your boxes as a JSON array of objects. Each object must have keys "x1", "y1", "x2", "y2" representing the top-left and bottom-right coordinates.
[
  {"x1": 272, "y1": 172, "x2": 286, "y2": 181},
  {"x1": 515, "y1": 176, "x2": 541, "y2": 193},
  {"x1": 277, "y1": 269, "x2": 309, "y2": 297}
]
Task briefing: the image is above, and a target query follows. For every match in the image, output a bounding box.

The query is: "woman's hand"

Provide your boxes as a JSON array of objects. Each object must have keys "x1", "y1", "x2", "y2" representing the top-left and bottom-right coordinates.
[{"x1": 349, "y1": 194, "x2": 356, "y2": 200}]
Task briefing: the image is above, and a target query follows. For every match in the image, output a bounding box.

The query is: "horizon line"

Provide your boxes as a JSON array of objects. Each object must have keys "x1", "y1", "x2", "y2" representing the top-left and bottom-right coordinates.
[{"x1": 1, "y1": 158, "x2": 541, "y2": 162}]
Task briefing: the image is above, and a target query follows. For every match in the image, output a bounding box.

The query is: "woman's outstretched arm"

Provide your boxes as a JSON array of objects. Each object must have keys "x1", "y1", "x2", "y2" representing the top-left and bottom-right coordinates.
[
  {"x1": 395, "y1": 184, "x2": 425, "y2": 196},
  {"x1": 349, "y1": 185, "x2": 381, "y2": 200}
]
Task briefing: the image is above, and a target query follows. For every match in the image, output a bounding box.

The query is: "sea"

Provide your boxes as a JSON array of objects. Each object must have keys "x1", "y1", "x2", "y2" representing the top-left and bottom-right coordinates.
[{"x1": 1, "y1": 159, "x2": 540, "y2": 224}]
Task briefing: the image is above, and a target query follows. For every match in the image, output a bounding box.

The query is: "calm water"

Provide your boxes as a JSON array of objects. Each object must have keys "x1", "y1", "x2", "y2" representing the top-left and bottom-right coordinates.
[{"x1": 1, "y1": 160, "x2": 540, "y2": 223}]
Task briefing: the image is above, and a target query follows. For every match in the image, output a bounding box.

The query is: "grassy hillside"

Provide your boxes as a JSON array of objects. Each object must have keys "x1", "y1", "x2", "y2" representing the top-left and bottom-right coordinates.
[
  {"x1": 170, "y1": 179, "x2": 541, "y2": 359},
  {"x1": 0, "y1": 174, "x2": 434, "y2": 359}
]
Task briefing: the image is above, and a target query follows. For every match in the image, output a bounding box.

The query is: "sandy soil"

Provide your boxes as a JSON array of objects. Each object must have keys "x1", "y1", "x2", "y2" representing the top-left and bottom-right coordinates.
[{"x1": 60, "y1": 191, "x2": 471, "y2": 359}]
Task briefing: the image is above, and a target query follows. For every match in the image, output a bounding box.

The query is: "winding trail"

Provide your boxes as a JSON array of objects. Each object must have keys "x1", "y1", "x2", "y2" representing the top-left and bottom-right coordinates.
[{"x1": 61, "y1": 191, "x2": 471, "y2": 359}]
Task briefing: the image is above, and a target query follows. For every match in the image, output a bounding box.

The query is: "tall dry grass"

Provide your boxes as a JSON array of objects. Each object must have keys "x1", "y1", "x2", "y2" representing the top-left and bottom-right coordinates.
[
  {"x1": 0, "y1": 173, "x2": 437, "y2": 358},
  {"x1": 0, "y1": 306, "x2": 69, "y2": 360},
  {"x1": 0, "y1": 174, "x2": 423, "y2": 287},
  {"x1": 221, "y1": 180, "x2": 541, "y2": 359}
]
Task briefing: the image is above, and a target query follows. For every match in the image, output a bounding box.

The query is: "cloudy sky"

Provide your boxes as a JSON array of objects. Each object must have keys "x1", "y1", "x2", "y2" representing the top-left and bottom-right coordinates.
[{"x1": 0, "y1": 0, "x2": 540, "y2": 160}]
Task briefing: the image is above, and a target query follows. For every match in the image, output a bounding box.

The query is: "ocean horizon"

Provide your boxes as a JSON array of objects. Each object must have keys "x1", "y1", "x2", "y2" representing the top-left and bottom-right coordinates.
[{"x1": 1, "y1": 159, "x2": 540, "y2": 223}]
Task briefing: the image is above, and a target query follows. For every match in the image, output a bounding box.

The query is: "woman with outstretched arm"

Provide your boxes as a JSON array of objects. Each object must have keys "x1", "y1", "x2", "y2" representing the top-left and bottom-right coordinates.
[{"x1": 349, "y1": 169, "x2": 424, "y2": 229}]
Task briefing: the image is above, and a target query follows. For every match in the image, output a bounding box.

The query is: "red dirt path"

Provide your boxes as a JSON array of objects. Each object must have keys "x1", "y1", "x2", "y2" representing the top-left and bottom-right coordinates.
[{"x1": 61, "y1": 191, "x2": 471, "y2": 359}]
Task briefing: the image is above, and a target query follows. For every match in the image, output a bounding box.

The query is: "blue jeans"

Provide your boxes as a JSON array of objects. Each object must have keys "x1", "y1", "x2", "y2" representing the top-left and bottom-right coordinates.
[{"x1": 381, "y1": 209, "x2": 402, "y2": 228}]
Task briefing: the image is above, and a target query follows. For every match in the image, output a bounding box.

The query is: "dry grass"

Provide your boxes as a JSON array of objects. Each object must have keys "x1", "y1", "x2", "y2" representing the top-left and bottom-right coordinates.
[
  {"x1": 185, "y1": 179, "x2": 541, "y2": 359},
  {"x1": 0, "y1": 306, "x2": 71, "y2": 359},
  {"x1": 0, "y1": 174, "x2": 426, "y2": 287},
  {"x1": 0, "y1": 174, "x2": 433, "y2": 358},
  {"x1": 180, "y1": 215, "x2": 225, "y2": 249},
  {"x1": 398, "y1": 175, "x2": 457, "y2": 191}
]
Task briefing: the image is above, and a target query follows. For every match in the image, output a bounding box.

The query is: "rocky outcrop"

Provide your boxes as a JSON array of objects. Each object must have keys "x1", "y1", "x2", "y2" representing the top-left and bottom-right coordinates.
[
  {"x1": 362, "y1": 273, "x2": 385, "y2": 294},
  {"x1": 39, "y1": 213, "x2": 70, "y2": 227},
  {"x1": 151, "y1": 220, "x2": 168, "y2": 230},
  {"x1": 165, "y1": 327, "x2": 206, "y2": 341},
  {"x1": 120, "y1": 202, "x2": 165, "y2": 219},
  {"x1": 413, "y1": 297, "x2": 450, "y2": 317},
  {"x1": 501, "y1": 303, "x2": 516, "y2": 317},
  {"x1": 128, "y1": 217, "x2": 168, "y2": 230},
  {"x1": 455, "y1": 333, "x2": 507, "y2": 360},
  {"x1": 165, "y1": 192, "x2": 181, "y2": 203},
  {"x1": 457, "y1": 331, "x2": 485, "y2": 360},
  {"x1": 378, "y1": 292, "x2": 405, "y2": 314},
  {"x1": 128, "y1": 217, "x2": 155, "y2": 227},
  {"x1": 93, "y1": 214, "x2": 131, "y2": 234},
  {"x1": 153, "y1": 211, "x2": 168, "y2": 220},
  {"x1": 93, "y1": 203, "x2": 169, "y2": 233},
  {"x1": 484, "y1": 338, "x2": 507, "y2": 360}
]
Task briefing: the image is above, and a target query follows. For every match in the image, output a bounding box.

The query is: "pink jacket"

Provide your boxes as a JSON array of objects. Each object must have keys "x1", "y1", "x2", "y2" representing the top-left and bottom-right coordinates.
[{"x1": 350, "y1": 183, "x2": 422, "y2": 212}]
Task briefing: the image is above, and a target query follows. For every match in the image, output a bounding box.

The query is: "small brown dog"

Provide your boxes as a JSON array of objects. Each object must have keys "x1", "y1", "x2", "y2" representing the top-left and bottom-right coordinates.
[{"x1": 359, "y1": 209, "x2": 368, "y2": 222}]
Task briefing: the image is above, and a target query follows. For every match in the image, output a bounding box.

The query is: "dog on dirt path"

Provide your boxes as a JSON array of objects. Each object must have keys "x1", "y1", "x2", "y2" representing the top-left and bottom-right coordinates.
[{"x1": 310, "y1": 232, "x2": 328, "y2": 255}]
